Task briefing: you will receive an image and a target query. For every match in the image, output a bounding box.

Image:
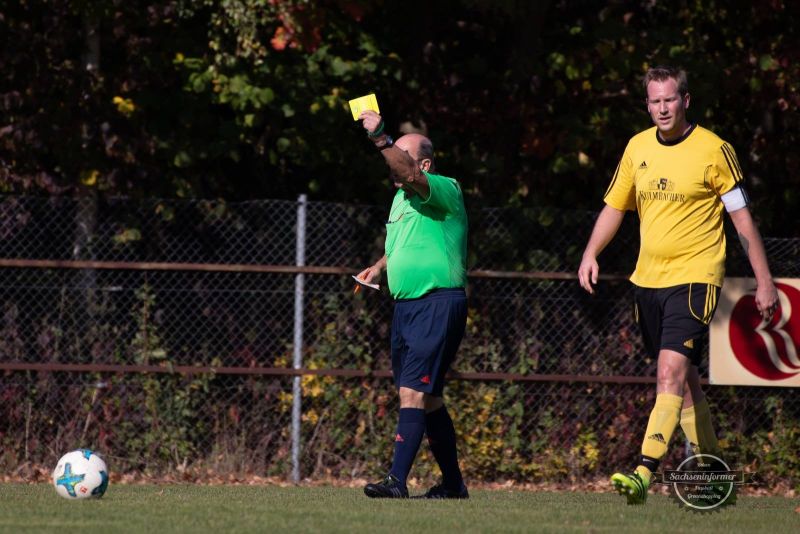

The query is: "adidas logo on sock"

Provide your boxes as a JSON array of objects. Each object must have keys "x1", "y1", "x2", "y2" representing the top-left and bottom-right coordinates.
[
  {"x1": 647, "y1": 433, "x2": 666, "y2": 444},
  {"x1": 639, "y1": 161, "x2": 648, "y2": 168}
]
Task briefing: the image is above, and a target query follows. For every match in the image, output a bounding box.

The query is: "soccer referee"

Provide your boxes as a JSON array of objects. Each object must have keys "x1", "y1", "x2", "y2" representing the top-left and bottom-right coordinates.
[
  {"x1": 355, "y1": 110, "x2": 469, "y2": 499},
  {"x1": 578, "y1": 66, "x2": 778, "y2": 504}
]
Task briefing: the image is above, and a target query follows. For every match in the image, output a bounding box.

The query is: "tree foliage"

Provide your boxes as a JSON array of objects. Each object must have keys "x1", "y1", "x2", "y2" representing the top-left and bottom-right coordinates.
[{"x1": 2, "y1": 0, "x2": 798, "y2": 234}]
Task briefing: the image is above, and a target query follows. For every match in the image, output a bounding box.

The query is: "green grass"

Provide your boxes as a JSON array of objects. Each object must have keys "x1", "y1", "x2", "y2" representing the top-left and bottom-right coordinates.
[{"x1": 0, "y1": 484, "x2": 797, "y2": 533}]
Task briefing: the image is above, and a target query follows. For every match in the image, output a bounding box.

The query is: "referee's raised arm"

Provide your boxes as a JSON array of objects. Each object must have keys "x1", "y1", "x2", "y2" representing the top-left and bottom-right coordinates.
[{"x1": 358, "y1": 110, "x2": 430, "y2": 199}]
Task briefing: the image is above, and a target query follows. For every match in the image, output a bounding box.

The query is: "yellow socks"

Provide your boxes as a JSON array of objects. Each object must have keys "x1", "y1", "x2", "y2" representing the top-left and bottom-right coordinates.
[
  {"x1": 636, "y1": 393, "x2": 683, "y2": 482},
  {"x1": 680, "y1": 397, "x2": 719, "y2": 455},
  {"x1": 632, "y1": 395, "x2": 718, "y2": 485}
]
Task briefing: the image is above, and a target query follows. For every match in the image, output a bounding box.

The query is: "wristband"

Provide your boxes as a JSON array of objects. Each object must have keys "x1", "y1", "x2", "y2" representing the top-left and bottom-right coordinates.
[{"x1": 367, "y1": 121, "x2": 385, "y2": 138}]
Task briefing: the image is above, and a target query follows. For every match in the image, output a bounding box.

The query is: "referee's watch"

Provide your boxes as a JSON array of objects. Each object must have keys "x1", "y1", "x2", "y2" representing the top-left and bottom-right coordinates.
[{"x1": 376, "y1": 135, "x2": 393, "y2": 150}]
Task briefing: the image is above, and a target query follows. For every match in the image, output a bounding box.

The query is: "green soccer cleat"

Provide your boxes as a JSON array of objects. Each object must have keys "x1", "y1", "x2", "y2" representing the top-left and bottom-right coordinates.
[{"x1": 610, "y1": 472, "x2": 649, "y2": 505}]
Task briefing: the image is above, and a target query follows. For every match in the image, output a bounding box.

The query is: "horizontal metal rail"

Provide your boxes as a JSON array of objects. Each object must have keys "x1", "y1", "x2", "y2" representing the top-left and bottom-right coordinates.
[
  {"x1": 0, "y1": 258, "x2": 631, "y2": 281},
  {"x1": 0, "y1": 362, "x2": 706, "y2": 385}
]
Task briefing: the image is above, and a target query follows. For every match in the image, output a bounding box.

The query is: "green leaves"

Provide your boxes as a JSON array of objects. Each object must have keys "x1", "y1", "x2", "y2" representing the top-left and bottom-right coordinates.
[
  {"x1": 3, "y1": 0, "x2": 799, "y2": 232},
  {"x1": 758, "y1": 54, "x2": 779, "y2": 71}
]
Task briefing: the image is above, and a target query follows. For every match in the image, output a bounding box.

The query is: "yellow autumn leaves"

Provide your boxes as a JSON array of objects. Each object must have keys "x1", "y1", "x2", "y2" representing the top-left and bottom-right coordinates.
[{"x1": 113, "y1": 96, "x2": 136, "y2": 116}]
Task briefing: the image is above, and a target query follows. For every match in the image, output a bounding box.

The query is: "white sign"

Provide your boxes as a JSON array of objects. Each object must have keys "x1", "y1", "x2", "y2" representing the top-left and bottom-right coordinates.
[{"x1": 710, "y1": 277, "x2": 800, "y2": 387}]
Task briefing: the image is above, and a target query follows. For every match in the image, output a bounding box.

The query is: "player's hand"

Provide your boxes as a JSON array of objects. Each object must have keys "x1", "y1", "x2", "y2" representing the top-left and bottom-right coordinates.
[
  {"x1": 353, "y1": 264, "x2": 382, "y2": 294},
  {"x1": 755, "y1": 279, "x2": 779, "y2": 321},
  {"x1": 578, "y1": 256, "x2": 599, "y2": 295},
  {"x1": 358, "y1": 110, "x2": 383, "y2": 135}
]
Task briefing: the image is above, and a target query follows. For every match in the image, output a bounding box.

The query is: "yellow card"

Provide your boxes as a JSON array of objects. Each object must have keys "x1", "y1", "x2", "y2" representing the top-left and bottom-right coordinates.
[{"x1": 348, "y1": 93, "x2": 380, "y2": 120}]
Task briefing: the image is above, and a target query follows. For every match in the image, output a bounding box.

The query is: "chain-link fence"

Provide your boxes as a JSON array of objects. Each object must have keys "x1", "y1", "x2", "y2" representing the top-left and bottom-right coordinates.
[{"x1": 1, "y1": 195, "x2": 798, "y2": 488}]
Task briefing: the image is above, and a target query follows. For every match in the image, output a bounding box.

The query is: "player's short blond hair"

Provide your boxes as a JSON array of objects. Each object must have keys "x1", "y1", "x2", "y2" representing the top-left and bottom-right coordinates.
[{"x1": 643, "y1": 66, "x2": 689, "y2": 98}]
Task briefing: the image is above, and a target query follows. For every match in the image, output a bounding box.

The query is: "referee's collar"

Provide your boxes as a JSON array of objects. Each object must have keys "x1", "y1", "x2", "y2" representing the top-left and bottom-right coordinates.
[{"x1": 656, "y1": 123, "x2": 696, "y2": 146}]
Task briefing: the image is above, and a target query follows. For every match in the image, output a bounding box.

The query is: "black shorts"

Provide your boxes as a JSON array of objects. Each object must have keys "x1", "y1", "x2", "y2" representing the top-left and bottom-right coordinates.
[
  {"x1": 391, "y1": 288, "x2": 467, "y2": 396},
  {"x1": 633, "y1": 283, "x2": 720, "y2": 365}
]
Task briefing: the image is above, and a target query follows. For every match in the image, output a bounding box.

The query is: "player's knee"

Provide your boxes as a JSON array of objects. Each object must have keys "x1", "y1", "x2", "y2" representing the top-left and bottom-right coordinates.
[
  {"x1": 657, "y1": 366, "x2": 684, "y2": 392},
  {"x1": 657, "y1": 350, "x2": 690, "y2": 391},
  {"x1": 657, "y1": 368, "x2": 684, "y2": 394},
  {"x1": 657, "y1": 363, "x2": 678, "y2": 380}
]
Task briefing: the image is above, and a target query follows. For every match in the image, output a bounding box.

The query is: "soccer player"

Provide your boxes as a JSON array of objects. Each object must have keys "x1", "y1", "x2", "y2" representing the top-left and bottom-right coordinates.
[
  {"x1": 355, "y1": 110, "x2": 469, "y2": 499},
  {"x1": 577, "y1": 66, "x2": 778, "y2": 504}
]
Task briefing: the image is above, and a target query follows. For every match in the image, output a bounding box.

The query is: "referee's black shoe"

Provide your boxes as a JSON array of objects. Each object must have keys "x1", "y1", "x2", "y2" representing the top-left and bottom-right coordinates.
[
  {"x1": 364, "y1": 474, "x2": 409, "y2": 498},
  {"x1": 414, "y1": 482, "x2": 469, "y2": 499}
]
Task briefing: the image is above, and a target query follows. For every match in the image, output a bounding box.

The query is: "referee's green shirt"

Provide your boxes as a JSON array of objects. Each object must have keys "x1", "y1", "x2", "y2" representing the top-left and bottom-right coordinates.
[{"x1": 384, "y1": 172, "x2": 467, "y2": 299}]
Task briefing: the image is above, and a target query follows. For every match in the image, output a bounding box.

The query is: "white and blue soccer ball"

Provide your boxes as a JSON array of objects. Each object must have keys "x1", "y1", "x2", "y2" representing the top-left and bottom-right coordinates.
[{"x1": 52, "y1": 449, "x2": 109, "y2": 500}]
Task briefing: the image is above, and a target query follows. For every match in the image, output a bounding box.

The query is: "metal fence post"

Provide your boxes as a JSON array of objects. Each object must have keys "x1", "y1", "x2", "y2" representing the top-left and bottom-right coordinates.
[{"x1": 291, "y1": 194, "x2": 307, "y2": 483}]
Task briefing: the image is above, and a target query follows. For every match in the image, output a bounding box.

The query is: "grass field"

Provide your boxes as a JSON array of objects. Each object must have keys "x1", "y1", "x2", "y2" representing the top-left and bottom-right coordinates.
[{"x1": 0, "y1": 484, "x2": 798, "y2": 533}]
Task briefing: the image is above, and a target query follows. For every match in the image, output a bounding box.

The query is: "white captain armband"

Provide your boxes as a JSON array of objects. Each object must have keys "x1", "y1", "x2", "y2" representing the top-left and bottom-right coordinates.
[{"x1": 721, "y1": 186, "x2": 750, "y2": 212}]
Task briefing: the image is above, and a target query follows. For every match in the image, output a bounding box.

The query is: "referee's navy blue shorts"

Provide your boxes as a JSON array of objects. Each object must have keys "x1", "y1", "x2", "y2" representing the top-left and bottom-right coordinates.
[{"x1": 391, "y1": 288, "x2": 467, "y2": 396}]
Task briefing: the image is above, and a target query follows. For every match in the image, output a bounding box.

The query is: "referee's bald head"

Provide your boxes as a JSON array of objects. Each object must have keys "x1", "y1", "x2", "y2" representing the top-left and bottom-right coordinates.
[{"x1": 396, "y1": 134, "x2": 435, "y2": 173}]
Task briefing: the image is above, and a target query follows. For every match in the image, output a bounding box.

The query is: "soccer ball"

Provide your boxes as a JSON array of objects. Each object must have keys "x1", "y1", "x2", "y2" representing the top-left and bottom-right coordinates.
[{"x1": 52, "y1": 449, "x2": 109, "y2": 499}]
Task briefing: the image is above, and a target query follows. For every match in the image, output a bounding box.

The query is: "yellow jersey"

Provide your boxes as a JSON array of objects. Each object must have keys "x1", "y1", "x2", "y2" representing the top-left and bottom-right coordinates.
[{"x1": 604, "y1": 124, "x2": 744, "y2": 288}]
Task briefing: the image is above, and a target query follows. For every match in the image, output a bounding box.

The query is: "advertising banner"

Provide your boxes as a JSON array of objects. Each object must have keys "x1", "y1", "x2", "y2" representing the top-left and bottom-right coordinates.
[{"x1": 710, "y1": 277, "x2": 800, "y2": 387}]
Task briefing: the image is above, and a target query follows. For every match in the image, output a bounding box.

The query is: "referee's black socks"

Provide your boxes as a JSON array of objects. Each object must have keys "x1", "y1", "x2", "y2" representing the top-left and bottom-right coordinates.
[
  {"x1": 426, "y1": 406, "x2": 465, "y2": 491},
  {"x1": 389, "y1": 408, "x2": 426, "y2": 486}
]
